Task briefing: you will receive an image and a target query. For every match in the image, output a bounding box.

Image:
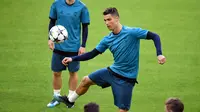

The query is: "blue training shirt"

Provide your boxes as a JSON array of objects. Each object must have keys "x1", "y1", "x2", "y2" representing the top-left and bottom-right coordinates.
[
  {"x1": 49, "y1": 0, "x2": 90, "y2": 52},
  {"x1": 96, "y1": 26, "x2": 148, "y2": 79}
]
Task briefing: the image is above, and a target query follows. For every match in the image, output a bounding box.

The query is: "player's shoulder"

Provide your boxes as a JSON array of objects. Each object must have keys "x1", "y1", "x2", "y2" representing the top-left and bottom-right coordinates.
[
  {"x1": 76, "y1": 0, "x2": 87, "y2": 7},
  {"x1": 107, "y1": 32, "x2": 114, "y2": 38},
  {"x1": 123, "y1": 26, "x2": 140, "y2": 30},
  {"x1": 124, "y1": 26, "x2": 144, "y2": 33},
  {"x1": 122, "y1": 26, "x2": 134, "y2": 34},
  {"x1": 53, "y1": 0, "x2": 59, "y2": 4},
  {"x1": 52, "y1": 0, "x2": 62, "y2": 6},
  {"x1": 102, "y1": 32, "x2": 113, "y2": 42},
  {"x1": 99, "y1": 33, "x2": 112, "y2": 41}
]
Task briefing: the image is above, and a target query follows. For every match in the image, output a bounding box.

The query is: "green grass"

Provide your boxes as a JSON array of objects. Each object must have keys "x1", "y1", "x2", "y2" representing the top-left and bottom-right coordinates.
[{"x1": 0, "y1": 0, "x2": 200, "y2": 112}]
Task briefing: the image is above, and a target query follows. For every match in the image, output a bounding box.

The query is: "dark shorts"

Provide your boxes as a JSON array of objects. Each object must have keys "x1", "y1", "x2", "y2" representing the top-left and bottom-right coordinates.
[
  {"x1": 88, "y1": 67, "x2": 137, "y2": 110},
  {"x1": 51, "y1": 49, "x2": 80, "y2": 72}
]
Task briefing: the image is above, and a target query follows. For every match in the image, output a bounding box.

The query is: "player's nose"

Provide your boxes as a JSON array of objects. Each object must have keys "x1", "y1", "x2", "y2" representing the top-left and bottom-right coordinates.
[{"x1": 105, "y1": 21, "x2": 109, "y2": 25}]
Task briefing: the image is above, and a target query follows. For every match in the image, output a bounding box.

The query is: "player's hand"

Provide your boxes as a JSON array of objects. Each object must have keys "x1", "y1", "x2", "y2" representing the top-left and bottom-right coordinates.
[
  {"x1": 78, "y1": 47, "x2": 85, "y2": 55},
  {"x1": 62, "y1": 57, "x2": 72, "y2": 66},
  {"x1": 48, "y1": 40, "x2": 54, "y2": 50},
  {"x1": 157, "y1": 55, "x2": 166, "y2": 65}
]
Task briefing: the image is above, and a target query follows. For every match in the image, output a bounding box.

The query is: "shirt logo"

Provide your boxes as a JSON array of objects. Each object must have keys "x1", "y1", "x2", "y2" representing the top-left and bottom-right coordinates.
[
  {"x1": 60, "y1": 10, "x2": 64, "y2": 15},
  {"x1": 73, "y1": 12, "x2": 78, "y2": 17}
]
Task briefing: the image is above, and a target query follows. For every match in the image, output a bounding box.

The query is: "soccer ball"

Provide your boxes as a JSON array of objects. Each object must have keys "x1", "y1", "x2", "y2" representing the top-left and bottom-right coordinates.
[{"x1": 49, "y1": 25, "x2": 68, "y2": 43}]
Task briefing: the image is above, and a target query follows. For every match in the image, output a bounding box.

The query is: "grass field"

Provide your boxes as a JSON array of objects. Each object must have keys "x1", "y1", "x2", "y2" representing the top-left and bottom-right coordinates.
[{"x1": 0, "y1": 0, "x2": 200, "y2": 112}]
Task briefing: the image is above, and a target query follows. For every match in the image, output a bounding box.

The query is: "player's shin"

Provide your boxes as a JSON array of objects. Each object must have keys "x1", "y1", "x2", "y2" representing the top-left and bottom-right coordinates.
[
  {"x1": 68, "y1": 90, "x2": 75, "y2": 98},
  {"x1": 68, "y1": 84, "x2": 90, "y2": 102},
  {"x1": 68, "y1": 91, "x2": 79, "y2": 102},
  {"x1": 68, "y1": 82, "x2": 88, "y2": 102},
  {"x1": 69, "y1": 72, "x2": 78, "y2": 90},
  {"x1": 68, "y1": 76, "x2": 93, "y2": 102},
  {"x1": 53, "y1": 72, "x2": 62, "y2": 92}
]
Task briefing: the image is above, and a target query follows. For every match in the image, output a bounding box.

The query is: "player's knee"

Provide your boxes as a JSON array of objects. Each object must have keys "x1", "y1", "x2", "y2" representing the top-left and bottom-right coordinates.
[
  {"x1": 69, "y1": 72, "x2": 77, "y2": 76},
  {"x1": 53, "y1": 72, "x2": 61, "y2": 77},
  {"x1": 119, "y1": 109, "x2": 128, "y2": 112},
  {"x1": 81, "y1": 76, "x2": 92, "y2": 87}
]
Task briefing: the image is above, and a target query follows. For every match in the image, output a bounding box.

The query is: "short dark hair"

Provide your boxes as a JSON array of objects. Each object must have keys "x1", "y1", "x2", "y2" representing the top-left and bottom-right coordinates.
[
  {"x1": 84, "y1": 102, "x2": 99, "y2": 112},
  {"x1": 165, "y1": 98, "x2": 184, "y2": 112},
  {"x1": 103, "y1": 7, "x2": 119, "y2": 17}
]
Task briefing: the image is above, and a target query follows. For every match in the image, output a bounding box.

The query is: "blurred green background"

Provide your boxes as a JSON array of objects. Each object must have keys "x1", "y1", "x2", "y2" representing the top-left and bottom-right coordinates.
[{"x1": 0, "y1": 0, "x2": 200, "y2": 112}]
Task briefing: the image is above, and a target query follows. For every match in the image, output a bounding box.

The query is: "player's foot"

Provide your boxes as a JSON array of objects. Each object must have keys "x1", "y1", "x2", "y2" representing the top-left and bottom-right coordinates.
[
  {"x1": 58, "y1": 95, "x2": 75, "y2": 108},
  {"x1": 47, "y1": 98, "x2": 60, "y2": 108}
]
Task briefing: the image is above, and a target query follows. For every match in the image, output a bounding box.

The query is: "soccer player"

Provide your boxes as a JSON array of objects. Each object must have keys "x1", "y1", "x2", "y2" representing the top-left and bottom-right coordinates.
[
  {"x1": 165, "y1": 97, "x2": 184, "y2": 112},
  {"x1": 84, "y1": 102, "x2": 100, "y2": 112},
  {"x1": 47, "y1": 0, "x2": 90, "y2": 108},
  {"x1": 58, "y1": 7, "x2": 166, "y2": 112}
]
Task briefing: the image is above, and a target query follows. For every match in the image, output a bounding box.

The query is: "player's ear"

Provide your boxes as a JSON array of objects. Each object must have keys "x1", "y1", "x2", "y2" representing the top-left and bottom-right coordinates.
[{"x1": 115, "y1": 16, "x2": 119, "y2": 22}]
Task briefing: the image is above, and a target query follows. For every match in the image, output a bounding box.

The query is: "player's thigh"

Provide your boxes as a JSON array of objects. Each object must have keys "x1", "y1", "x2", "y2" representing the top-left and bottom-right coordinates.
[
  {"x1": 51, "y1": 52, "x2": 66, "y2": 72},
  {"x1": 111, "y1": 78, "x2": 135, "y2": 110},
  {"x1": 88, "y1": 68, "x2": 112, "y2": 88},
  {"x1": 68, "y1": 61, "x2": 80, "y2": 72}
]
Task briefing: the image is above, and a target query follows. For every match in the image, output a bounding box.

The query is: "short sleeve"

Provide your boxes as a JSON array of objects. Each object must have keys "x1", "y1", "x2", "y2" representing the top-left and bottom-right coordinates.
[
  {"x1": 81, "y1": 6, "x2": 90, "y2": 24},
  {"x1": 132, "y1": 27, "x2": 148, "y2": 39},
  {"x1": 95, "y1": 38, "x2": 108, "y2": 53},
  {"x1": 49, "y1": 2, "x2": 57, "y2": 19}
]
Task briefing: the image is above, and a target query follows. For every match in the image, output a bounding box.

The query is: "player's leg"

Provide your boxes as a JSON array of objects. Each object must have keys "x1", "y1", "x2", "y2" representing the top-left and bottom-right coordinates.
[
  {"x1": 47, "y1": 71, "x2": 62, "y2": 108},
  {"x1": 68, "y1": 72, "x2": 78, "y2": 97},
  {"x1": 47, "y1": 52, "x2": 67, "y2": 108},
  {"x1": 55, "y1": 76, "x2": 95, "y2": 108},
  {"x1": 53, "y1": 71, "x2": 62, "y2": 94},
  {"x1": 73, "y1": 67, "x2": 112, "y2": 98},
  {"x1": 75, "y1": 76, "x2": 95, "y2": 95},
  {"x1": 67, "y1": 61, "x2": 80, "y2": 97},
  {"x1": 111, "y1": 76, "x2": 136, "y2": 112},
  {"x1": 119, "y1": 109, "x2": 128, "y2": 112},
  {"x1": 57, "y1": 68, "x2": 111, "y2": 108}
]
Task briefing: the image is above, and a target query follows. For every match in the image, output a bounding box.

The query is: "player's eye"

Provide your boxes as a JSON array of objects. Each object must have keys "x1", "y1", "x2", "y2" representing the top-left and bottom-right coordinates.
[{"x1": 107, "y1": 18, "x2": 111, "y2": 21}]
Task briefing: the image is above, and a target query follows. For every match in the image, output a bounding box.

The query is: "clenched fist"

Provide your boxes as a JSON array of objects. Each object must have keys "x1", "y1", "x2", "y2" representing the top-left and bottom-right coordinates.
[
  {"x1": 62, "y1": 57, "x2": 72, "y2": 66},
  {"x1": 157, "y1": 55, "x2": 166, "y2": 65}
]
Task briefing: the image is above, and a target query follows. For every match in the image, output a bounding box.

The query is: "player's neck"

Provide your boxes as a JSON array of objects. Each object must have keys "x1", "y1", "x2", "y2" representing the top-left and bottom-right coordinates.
[
  {"x1": 112, "y1": 24, "x2": 122, "y2": 35},
  {"x1": 66, "y1": 0, "x2": 75, "y2": 5}
]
